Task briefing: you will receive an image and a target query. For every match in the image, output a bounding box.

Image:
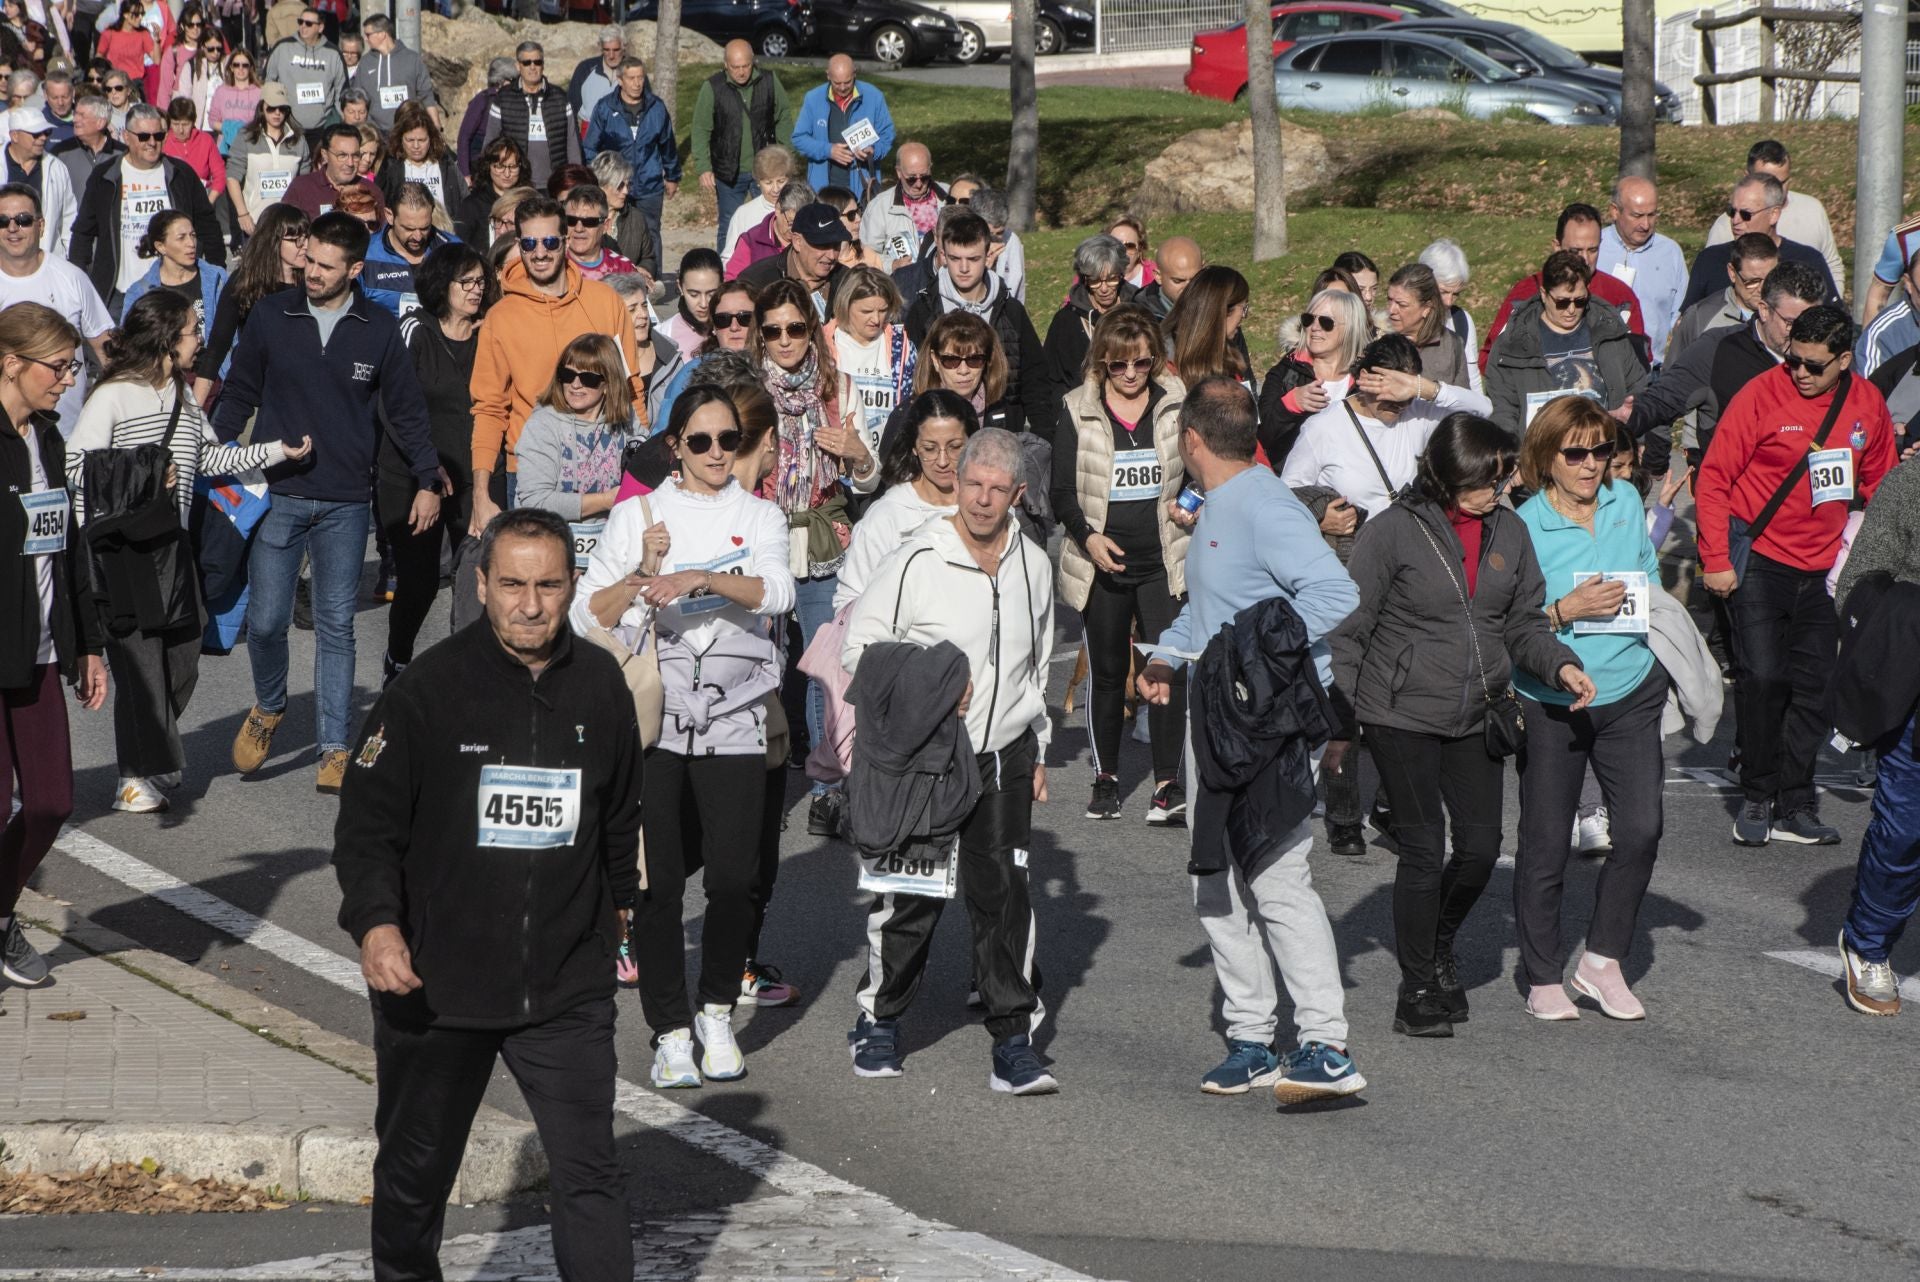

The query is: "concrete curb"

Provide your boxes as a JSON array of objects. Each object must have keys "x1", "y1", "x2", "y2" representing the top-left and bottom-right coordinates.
[
  {"x1": 2, "y1": 889, "x2": 547, "y2": 1204},
  {"x1": 1037, "y1": 50, "x2": 1189, "y2": 73}
]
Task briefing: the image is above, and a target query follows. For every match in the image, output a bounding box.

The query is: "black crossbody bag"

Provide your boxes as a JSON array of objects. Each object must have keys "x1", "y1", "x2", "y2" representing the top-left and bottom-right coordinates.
[
  {"x1": 1726, "y1": 370, "x2": 1851, "y2": 583},
  {"x1": 1411, "y1": 511, "x2": 1527, "y2": 759}
]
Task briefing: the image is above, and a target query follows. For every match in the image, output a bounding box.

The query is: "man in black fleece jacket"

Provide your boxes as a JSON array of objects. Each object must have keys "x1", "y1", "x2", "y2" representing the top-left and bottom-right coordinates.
[{"x1": 334, "y1": 509, "x2": 642, "y2": 1282}]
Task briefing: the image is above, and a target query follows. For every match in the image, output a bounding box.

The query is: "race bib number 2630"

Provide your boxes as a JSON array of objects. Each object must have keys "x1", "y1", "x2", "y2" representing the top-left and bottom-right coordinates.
[{"x1": 858, "y1": 839, "x2": 958, "y2": 898}]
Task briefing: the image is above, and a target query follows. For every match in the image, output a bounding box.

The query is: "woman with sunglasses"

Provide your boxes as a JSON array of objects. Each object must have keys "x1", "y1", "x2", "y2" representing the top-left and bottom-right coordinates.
[
  {"x1": 1485, "y1": 249, "x2": 1648, "y2": 439},
  {"x1": 1332, "y1": 412, "x2": 1591, "y2": 1039},
  {"x1": 827, "y1": 265, "x2": 914, "y2": 466},
  {"x1": 457, "y1": 136, "x2": 527, "y2": 246},
  {"x1": 206, "y1": 48, "x2": 260, "y2": 157},
  {"x1": 875, "y1": 310, "x2": 1010, "y2": 459},
  {"x1": 572, "y1": 385, "x2": 797, "y2": 1087},
  {"x1": 225, "y1": 93, "x2": 308, "y2": 240},
  {"x1": 96, "y1": 2, "x2": 156, "y2": 83},
  {"x1": 658, "y1": 247, "x2": 721, "y2": 361},
  {"x1": 1043, "y1": 234, "x2": 1136, "y2": 415},
  {"x1": 1053, "y1": 305, "x2": 1190, "y2": 823},
  {"x1": 817, "y1": 184, "x2": 889, "y2": 272},
  {"x1": 65, "y1": 290, "x2": 299, "y2": 813},
  {"x1": 1259, "y1": 288, "x2": 1370, "y2": 471},
  {"x1": 755, "y1": 276, "x2": 876, "y2": 790},
  {"x1": 0, "y1": 303, "x2": 107, "y2": 990},
  {"x1": 193, "y1": 202, "x2": 303, "y2": 402},
  {"x1": 1385, "y1": 263, "x2": 1472, "y2": 395},
  {"x1": 1164, "y1": 265, "x2": 1253, "y2": 392},
  {"x1": 378, "y1": 243, "x2": 495, "y2": 680},
  {"x1": 155, "y1": 11, "x2": 212, "y2": 114},
  {"x1": 513, "y1": 334, "x2": 641, "y2": 571},
  {"x1": 653, "y1": 276, "x2": 756, "y2": 428},
  {"x1": 1108, "y1": 215, "x2": 1153, "y2": 291},
  {"x1": 1511, "y1": 395, "x2": 1666, "y2": 1023}
]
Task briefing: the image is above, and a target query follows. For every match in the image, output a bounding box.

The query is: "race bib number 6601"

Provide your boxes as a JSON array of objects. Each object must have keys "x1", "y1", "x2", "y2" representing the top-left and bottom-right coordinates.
[{"x1": 477, "y1": 765, "x2": 581, "y2": 848}]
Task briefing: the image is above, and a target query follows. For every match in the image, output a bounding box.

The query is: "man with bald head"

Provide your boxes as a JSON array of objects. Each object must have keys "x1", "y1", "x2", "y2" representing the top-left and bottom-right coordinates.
[
  {"x1": 1599, "y1": 175, "x2": 1687, "y2": 365},
  {"x1": 1136, "y1": 236, "x2": 1203, "y2": 319},
  {"x1": 792, "y1": 53, "x2": 894, "y2": 199},
  {"x1": 860, "y1": 140, "x2": 948, "y2": 273},
  {"x1": 692, "y1": 40, "x2": 794, "y2": 253}
]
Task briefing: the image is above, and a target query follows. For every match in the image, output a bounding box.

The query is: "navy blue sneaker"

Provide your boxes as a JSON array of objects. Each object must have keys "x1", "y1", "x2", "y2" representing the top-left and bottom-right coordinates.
[
  {"x1": 1200, "y1": 1039, "x2": 1283, "y2": 1095},
  {"x1": 848, "y1": 1014, "x2": 903, "y2": 1078},
  {"x1": 989, "y1": 1035, "x2": 1058, "y2": 1095},
  {"x1": 1273, "y1": 1041, "x2": 1366, "y2": 1104}
]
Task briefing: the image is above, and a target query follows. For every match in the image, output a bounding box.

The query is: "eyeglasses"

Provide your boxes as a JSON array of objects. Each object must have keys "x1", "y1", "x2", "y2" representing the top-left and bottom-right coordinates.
[
  {"x1": 1085, "y1": 276, "x2": 1122, "y2": 291},
  {"x1": 23, "y1": 356, "x2": 80, "y2": 378},
  {"x1": 454, "y1": 275, "x2": 486, "y2": 291},
  {"x1": 936, "y1": 351, "x2": 987, "y2": 370},
  {"x1": 519, "y1": 235, "x2": 562, "y2": 252},
  {"x1": 519, "y1": 58, "x2": 544, "y2": 67},
  {"x1": 682, "y1": 429, "x2": 743, "y2": 455},
  {"x1": 1557, "y1": 441, "x2": 1617, "y2": 465},
  {"x1": 564, "y1": 214, "x2": 603, "y2": 229},
  {"x1": 106, "y1": 83, "x2": 130, "y2": 94},
  {"x1": 915, "y1": 441, "x2": 963, "y2": 459},
  {"x1": 760, "y1": 321, "x2": 809, "y2": 341},
  {"x1": 281, "y1": 229, "x2": 308, "y2": 242},
  {"x1": 129, "y1": 131, "x2": 165, "y2": 143},
  {"x1": 1104, "y1": 357, "x2": 1153, "y2": 376},
  {"x1": 1113, "y1": 239, "x2": 1140, "y2": 252},
  {"x1": 1783, "y1": 353, "x2": 1836, "y2": 376},
  {"x1": 1298, "y1": 312, "x2": 1337, "y2": 333},
  {"x1": 899, "y1": 172, "x2": 931, "y2": 185},
  {"x1": 0, "y1": 212, "x2": 37, "y2": 229},
  {"x1": 713, "y1": 310, "x2": 752, "y2": 329},
  {"x1": 1545, "y1": 293, "x2": 1590, "y2": 311},
  {"x1": 559, "y1": 366, "x2": 606, "y2": 389},
  {"x1": 490, "y1": 160, "x2": 519, "y2": 172}
]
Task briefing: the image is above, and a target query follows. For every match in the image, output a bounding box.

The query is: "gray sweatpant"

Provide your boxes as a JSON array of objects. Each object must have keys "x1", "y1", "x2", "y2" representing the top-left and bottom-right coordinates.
[{"x1": 1188, "y1": 735, "x2": 1348, "y2": 1050}]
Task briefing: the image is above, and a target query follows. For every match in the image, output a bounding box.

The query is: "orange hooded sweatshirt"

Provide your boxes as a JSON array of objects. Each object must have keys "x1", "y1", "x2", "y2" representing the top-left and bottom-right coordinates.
[{"x1": 470, "y1": 257, "x2": 642, "y2": 476}]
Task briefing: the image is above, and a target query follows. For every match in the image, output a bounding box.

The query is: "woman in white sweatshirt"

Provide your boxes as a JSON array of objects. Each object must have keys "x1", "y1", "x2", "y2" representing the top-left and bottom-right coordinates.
[
  {"x1": 572, "y1": 385, "x2": 796, "y2": 1091},
  {"x1": 66, "y1": 290, "x2": 302, "y2": 813},
  {"x1": 827, "y1": 266, "x2": 916, "y2": 465},
  {"x1": 832, "y1": 389, "x2": 976, "y2": 614},
  {"x1": 514, "y1": 334, "x2": 642, "y2": 575}
]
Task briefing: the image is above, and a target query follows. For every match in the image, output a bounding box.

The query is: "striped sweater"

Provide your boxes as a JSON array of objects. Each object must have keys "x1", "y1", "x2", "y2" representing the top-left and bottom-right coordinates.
[{"x1": 65, "y1": 380, "x2": 287, "y2": 526}]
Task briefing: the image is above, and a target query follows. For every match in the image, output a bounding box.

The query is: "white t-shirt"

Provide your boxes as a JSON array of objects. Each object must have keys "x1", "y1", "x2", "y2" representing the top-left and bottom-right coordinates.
[
  {"x1": 24, "y1": 428, "x2": 57, "y2": 665},
  {"x1": 0, "y1": 256, "x2": 112, "y2": 438},
  {"x1": 403, "y1": 159, "x2": 444, "y2": 210},
  {"x1": 117, "y1": 159, "x2": 169, "y2": 295},
  {"x1": 832, "y1": 328, "x2": 900, "y2": 462},
  {"x1": 1281, "y1": 383, "x2": 1494, "y2": 517}
]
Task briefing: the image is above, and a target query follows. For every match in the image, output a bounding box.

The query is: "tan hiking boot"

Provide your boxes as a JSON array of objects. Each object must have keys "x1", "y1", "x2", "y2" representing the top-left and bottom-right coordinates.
[
  {"x1": 232, "y1": 706, "x2": 284, "y2": 774},
  {"x1": 316, "y1": 750, "x2": 349, "y2": 795}
]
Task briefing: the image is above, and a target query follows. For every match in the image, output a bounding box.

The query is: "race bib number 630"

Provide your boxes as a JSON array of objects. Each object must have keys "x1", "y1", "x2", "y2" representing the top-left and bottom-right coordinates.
[{"x1": 477, "y1": 765, "x2": 581, "y2": 848}]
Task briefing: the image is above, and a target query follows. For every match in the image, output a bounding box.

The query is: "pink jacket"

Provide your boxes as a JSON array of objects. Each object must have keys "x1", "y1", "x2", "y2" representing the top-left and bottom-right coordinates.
[{"x1": 164, "y1": 128, "x2": 226, "y2": 195}]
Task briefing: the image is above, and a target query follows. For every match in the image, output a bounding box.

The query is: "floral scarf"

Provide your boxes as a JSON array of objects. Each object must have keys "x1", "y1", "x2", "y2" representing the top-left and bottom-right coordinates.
[{"x1": 765, "y1": 349, "x2": 841, "y2": 513}]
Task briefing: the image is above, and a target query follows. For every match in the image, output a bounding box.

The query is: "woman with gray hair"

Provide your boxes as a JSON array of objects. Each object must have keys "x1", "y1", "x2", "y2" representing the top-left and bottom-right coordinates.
[
  {"x1": 1042, "y1": 233, "x2": 1136, "y2": 412},
  {"x1": 1259, "y1": 286, "x2": 1371, "y2": 470},
  {"x1": 589, "y1": 149, "x2": 654, "y2": 273},
  {"x1": 726, "y1": 177, "x2": 814, "y2": 280},
  {"x1": 1419, "y1": 238, "x2": 1481, "y2": 394}
]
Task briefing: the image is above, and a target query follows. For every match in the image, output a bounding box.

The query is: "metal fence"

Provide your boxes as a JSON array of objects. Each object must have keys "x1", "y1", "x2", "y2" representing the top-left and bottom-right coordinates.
[{"x1": 1094, "y1": 0, "x2": 1244, "y2": 54}]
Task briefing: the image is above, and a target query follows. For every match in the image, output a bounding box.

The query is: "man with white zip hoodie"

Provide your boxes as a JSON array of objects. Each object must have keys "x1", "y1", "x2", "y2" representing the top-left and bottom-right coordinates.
[{"x1": 841, "y1": 427, "x2": 1058, "y2": 1094}]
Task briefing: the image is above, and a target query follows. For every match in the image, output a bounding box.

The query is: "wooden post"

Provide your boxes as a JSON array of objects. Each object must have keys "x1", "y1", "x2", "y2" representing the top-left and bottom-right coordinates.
[
  {"x1": 1758, "y1": 14, "x2": 1775, "y2": 122},
  {"x1": 1699, "y1": 22, "x2": 1717, "y2": 125}
]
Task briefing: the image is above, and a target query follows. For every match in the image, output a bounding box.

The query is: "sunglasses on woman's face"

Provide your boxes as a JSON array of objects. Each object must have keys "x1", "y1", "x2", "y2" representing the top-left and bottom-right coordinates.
[
  {"x1": 712, "y1": 310, "x2": 752, "y2": 329},
  {"x1": 1105, "y1": 357, "x2": 1152, "y2": 377},
  {"x1": 682, "y1": 429, "x2": 743, "y2": 455},
  {"x1": 1783, "y1": 353, "x2": 1835, "y2": 376},
  {"x1": 559, "y1": 366, "x2": 606, "y2": 389},
  {"x1": 1299, "y1": 312, "x2": 1337, "y2": 333},
  {"x1": 936, "y1": 351, "x2": 987, "y2": 371},
  {"x1": 760, "y1": 321, "x2": 809, "y2": 342},
  {"x1": 1558, "y1": 441, "x2": 1616, "y2": 465},
  {"x1": 1546, "y1": 292, "x2": 1590, "y2": 312}
]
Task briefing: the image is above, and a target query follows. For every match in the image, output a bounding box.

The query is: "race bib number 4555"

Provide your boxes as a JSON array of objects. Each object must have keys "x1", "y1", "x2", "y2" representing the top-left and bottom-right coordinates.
[{"x1": 477, "y1": 765, "x2": 581, "y2": 848}]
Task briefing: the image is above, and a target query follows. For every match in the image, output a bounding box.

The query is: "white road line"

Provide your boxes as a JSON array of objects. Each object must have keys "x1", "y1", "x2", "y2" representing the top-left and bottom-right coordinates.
[
  {"x1": 1764, "y1": 948, "x2": 1920, "y2": 1003},
  {"x1": 46, "y1": 826, "x2": 1100, "y2": 1282}
]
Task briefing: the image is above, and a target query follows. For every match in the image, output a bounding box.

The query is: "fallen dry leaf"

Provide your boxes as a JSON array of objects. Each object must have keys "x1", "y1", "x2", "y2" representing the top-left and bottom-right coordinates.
[
  {"x1": 45, "y1": 1010, "x2": 86, "y2": 1022},
  {"x1": 0, "y1": 1163, "x2": 296, "y2": 1215}
]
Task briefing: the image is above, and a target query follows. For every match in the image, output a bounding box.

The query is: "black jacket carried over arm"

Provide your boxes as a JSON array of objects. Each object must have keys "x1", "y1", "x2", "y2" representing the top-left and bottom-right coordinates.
[
  {"x1": 843, "y1": 638, "x2": 982, "y2": 857},
  {"x1": 1188, "y1": 595, "x2": 1338, "y2": 877},
  {"x1": 1830, "y1": 572, "x2": 1920, "y2": 749},
  {"x1": 0, "y1": 411, "x2": 103, "y2": 689},
  {"x1": 332, "y1": 620, "x2": 644, "y2": 1030}
]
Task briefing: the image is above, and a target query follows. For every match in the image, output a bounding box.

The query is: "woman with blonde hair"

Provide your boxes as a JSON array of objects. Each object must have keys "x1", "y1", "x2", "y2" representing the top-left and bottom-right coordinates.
[
  {"x1": 514, "y1": 332, "x2": 643, "y2": 577},
  {"x1": 827, "y1": 264, "x2": 915, "y2": 462},
  {"x1": 1259, "y1": 286, "x2": 1371, "y2": 469},
  {"x1": 1108, "y1": 214, "x2": 1153, "y2": 290}
]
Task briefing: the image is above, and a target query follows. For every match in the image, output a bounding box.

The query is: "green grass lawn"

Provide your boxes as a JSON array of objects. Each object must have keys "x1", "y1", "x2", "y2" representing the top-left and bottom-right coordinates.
[{"x1": 667, "y1": 66, "x2": 1911, "y2": 367}]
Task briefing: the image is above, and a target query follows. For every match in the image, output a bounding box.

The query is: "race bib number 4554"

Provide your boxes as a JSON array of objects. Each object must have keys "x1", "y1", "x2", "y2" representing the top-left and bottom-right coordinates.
[{"x1": 477, "y1": 765, "x2": 581, "y2": 848}]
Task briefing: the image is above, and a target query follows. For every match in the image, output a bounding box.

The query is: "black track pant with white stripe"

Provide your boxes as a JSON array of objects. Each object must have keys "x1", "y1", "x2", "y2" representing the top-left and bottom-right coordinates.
[{"x1": 856, "y1": 729, "x2": 1045, "y2": 1043}]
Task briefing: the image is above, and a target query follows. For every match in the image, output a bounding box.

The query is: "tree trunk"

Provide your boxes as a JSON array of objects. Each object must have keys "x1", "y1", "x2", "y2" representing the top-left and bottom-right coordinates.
[
  {"x1": 1618, "y1": 0, "x2": 1656, "y2": 180},
  {"x1": 651, "y1": 0, "x2": 683, "y2": 149},
  {"x1": 1245, "y1": 0, "x2": 1286, "y2": 259},
  {"x1": 1006, "y1": 0, "x2": 1039, "y2": 232}
]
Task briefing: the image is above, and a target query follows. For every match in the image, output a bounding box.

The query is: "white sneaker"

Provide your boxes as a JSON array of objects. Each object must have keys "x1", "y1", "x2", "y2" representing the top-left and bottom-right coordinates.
[
  {"x1": 694, "y1": 1003, "x2": 745, "y2": 1081},
  {"x1": 649, "y1": 1029, "x2": 701, "y2": 1088},
  {"x1": 1574, "y1": 805, "x2": 1611, "y2": 855},
  {"x1": 112, "y1": 777, "x2": 169, "y2": 814}
]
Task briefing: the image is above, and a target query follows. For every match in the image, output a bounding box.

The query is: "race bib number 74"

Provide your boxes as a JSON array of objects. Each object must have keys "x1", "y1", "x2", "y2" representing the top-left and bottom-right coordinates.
[{"x1": 477, "y1": 765, "x2": 581, "y2": 848}]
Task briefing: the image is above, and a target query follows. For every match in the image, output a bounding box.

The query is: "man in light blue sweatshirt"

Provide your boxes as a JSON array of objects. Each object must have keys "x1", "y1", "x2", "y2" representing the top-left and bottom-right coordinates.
[{"x1": 1139, "y1": 376, "x2": 1367, "y2": 1104}]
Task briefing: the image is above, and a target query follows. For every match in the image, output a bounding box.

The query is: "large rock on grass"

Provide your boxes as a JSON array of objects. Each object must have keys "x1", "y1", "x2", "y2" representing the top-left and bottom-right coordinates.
[
  {"x1": 422, "y1": 9, "x2": 723, "y2": 125},
  {"x1": 1131, "y1": 117, "x2": 1333, "y2": 217}
]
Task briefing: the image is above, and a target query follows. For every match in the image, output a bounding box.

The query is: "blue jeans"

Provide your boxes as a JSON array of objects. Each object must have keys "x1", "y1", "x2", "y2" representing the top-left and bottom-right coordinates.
[
  {"x1": 793, "y1": 573, "x2": 837, "y2": 793},
  {"x1": 712, "y1": 174, "x2": 753, "y2": 254},
  {"x1": 1844, "y1": 711, "x2": 1920, "y2": 962},
  {"x1": 246, "y1": 495, "x2": 370, "y2": 753}
]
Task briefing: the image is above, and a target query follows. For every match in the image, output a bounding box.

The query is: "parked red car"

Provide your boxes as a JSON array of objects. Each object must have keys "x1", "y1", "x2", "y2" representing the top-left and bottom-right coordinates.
[{"x1": 1185, "y1": 2, "x2": 1405, "y2": 101}]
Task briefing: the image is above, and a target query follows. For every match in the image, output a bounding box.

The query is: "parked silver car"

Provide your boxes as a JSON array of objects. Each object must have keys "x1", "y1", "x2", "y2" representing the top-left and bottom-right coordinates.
[{"x1": 1274, "y1": 30, "x2": 1619, "y2": 125}]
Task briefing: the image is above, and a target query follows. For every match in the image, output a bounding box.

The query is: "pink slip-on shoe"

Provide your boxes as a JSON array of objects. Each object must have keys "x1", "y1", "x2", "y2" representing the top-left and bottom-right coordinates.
[
  {"x1": 1526, "y1": 984, "x2": 1580, "y2": 1021},
  {"x1": 1570, "y1": 952, "x2": 1645, "y2": 1020}
]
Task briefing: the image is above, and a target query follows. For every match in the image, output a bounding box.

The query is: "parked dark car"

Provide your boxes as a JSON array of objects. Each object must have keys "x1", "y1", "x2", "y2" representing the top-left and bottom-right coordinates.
[
  {"x1": 1037, "y1": 0, "x2": 1095, "y2": 54},
  {"x1": 806, "y1": 0, "x2": 966, "y2": 64},
  {"x1": 1392, "y1": 18, "x2": 1685, "y2": 121},
  {"x1": 626, "y1": 0, "x2": 812, "y2": 59}
]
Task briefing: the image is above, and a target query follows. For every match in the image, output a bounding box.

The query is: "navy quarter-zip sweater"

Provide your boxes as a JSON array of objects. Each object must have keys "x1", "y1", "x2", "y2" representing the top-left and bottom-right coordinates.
[{"x1": 210, "y1": 284, "x2": 439, "y2": 502}]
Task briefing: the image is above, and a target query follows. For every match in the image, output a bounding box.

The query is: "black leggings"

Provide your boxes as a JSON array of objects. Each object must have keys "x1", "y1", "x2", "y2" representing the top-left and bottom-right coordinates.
[
  {"x1": 636, "y1": 750, "x2": 764, "y2": 1037},
  {"x1": 1082, "y1": 566, "x2": 1184, "y2": 783},
  {"x1": 745, "y1": 764, "x2": 784, "y2": 965},
  {"x1": 378, "y1": 482, "x2": 468, "y2": 666}
]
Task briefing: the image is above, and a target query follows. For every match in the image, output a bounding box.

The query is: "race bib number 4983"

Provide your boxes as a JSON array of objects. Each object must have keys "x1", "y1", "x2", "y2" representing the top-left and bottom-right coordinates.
[{"x1": 477, "y1": 765, "x2": 581, "y2": 848}]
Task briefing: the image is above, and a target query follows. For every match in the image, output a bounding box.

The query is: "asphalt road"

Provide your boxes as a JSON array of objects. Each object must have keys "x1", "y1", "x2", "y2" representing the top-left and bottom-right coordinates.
[{"x1": 10, "y1": 548, "x2": 1920, "y2": 1281}]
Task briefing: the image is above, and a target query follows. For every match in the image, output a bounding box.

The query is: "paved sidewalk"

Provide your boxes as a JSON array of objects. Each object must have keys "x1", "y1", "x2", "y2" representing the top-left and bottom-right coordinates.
[{"x1": 0, "y1": 892, "x2": 541, "y2": 1202}]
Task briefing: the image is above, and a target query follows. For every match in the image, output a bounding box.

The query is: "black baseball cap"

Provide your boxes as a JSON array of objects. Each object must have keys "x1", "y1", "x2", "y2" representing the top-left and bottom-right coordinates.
[{"x1": 792, "y1": 203, "x2": 853, "y2": 248}]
